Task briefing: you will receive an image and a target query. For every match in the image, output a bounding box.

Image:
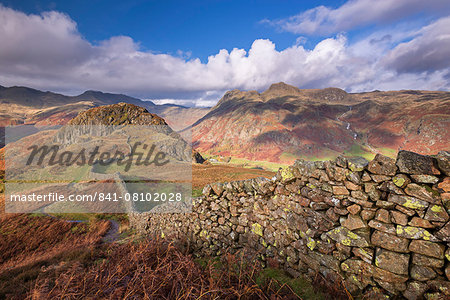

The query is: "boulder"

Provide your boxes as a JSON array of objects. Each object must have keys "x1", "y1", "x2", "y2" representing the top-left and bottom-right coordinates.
[
  {"x1": 410, "y1": 174, "x2": 439, "y2": 184},
  {"x1": 368, "y1": 220, "x2": 396, "y2": 234},
  {"x1": 393, "y1": 174, "x2": 411, "y2": 188},
  {"x1": 388, "y1": 194, "x2": 429, "y2": 210},
  {"x1": 375, "y1": 209, "x2": 390, "y2": 223},
  {"x1": 403, "y1": 281, "x2": 428, "y2": 300},
  {"x1": 390, "y1": 210, "x2": 408, "y2": 226},
  {"x1": 408, "y1": 217, "x2": 434, "y2": 229},
  {"x1": 352, "y1": 247, "x2": 374, "y2": 264},
  {"x1": 332, "y1": 185, "x2": 349, "y2": 195},
  {"x1": 347, "y1": 204, "x2": 361, "y2": 215},
  {"x1": 438, "y1": 177, "x2": 450, "y2": 193}
]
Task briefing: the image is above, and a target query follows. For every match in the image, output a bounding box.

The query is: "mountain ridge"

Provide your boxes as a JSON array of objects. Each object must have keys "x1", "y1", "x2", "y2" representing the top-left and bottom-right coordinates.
[
  {"x1": 0, "y1": 85, "x2": 209, "y2": 131},
  {"x1": 191, "y1": 82, "x2": 450, "y2": 163}
]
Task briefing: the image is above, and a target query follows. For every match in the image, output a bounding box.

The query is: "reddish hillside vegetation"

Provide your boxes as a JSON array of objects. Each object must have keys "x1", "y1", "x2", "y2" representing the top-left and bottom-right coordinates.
[{"x1": 191, "y1": 83, "x2": 450, "y2": 164}]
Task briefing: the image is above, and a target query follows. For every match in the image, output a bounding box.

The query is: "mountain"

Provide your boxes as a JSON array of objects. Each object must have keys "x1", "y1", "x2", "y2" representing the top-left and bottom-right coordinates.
[
  {"x1": 0, "y1": 86, "x2": 209, "y2": 131},
  {"x1": 191, "y1": 82, "x2": 450, "y2": 164},
  {"x1": 4, "y1": 102, "x2": 192, "y2": 213}
]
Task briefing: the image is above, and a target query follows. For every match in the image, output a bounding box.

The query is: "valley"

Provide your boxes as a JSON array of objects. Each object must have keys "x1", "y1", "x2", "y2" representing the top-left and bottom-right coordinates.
[{"x1": 0, "y1": 83, "x2": 449, "y2": 299}]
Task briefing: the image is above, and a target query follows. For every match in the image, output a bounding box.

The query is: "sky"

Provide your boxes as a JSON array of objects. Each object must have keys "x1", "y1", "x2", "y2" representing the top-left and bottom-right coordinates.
[{"x1": 0, "y1": 0, "x2": 449, "y2": 107}]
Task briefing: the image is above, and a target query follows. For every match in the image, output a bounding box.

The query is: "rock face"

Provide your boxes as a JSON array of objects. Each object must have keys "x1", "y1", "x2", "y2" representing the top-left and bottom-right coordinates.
[
  {"x1": 192, "y1": 150, "x2": 206, "y2": 164},
  {"x1": 130, "y1": 151, "x2": 450, "y2": 299}
]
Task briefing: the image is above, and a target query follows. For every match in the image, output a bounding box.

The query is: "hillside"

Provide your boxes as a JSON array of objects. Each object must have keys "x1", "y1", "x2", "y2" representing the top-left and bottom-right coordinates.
[
  {"x1": 191, "y1": 82, "x2": 450, "y2": 164},
  {"x1": 0, "y1": 85, "x2": 209, "y2": 131}
]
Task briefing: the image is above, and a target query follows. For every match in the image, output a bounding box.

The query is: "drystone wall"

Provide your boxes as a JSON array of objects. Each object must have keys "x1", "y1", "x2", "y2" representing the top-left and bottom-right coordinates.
[{"x1": 130, "y1": 150, "x2": 450, "y2": 299}]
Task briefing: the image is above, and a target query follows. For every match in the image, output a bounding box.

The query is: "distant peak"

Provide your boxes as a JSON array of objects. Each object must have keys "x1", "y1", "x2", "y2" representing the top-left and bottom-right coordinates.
[
  {"x1": 310, "y1": 87, "x2": 351, "y2": 103},
  {"x1": 215, "y1": 89, "x2": 261, "y2": 107},
  {"x1": 262, "y1": 82, "x2": 302, "y2": 98},
  {"x1": 267, "y1": 82, "x2": 298, "y2": 91},
  {"x1": 79, "y1": 90, "x2": 104, "y2": 96}
]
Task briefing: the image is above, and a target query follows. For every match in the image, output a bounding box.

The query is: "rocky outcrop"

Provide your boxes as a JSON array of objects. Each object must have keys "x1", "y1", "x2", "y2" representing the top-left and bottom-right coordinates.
[
  {"x1": 130, "y1": 150, "x2": 450, "y2": 299},
  {"x1": 68, "y1": 102, "x2": 167, "y2": 126},
  {"x1": 192, "y1": 150, "x2": 206, "y2": 164}
]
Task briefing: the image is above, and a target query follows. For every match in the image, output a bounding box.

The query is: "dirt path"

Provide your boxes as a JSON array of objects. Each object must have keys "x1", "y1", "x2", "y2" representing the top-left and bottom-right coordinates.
[
  {"x1": 39, "y1": 208, "x2": 121, "y2": 243},
  {"x1": 102, "y1": 219, "x2": 120, "y2": 243}
]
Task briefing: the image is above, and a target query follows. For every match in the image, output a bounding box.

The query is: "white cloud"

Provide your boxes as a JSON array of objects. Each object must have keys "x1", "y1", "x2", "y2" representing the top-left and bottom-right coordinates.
[
  {"x1": 267, "y1": 0, "x2": 450, "y2": 35},
  {"x1": 383, "y1": 17, "x2": 450, "y2": 73},
  {"x1": 0, "y1": 5, "x2": 449, "y2": 106},
  {"x1": 151, "y1": 98, "x2": 218, "y2": 108}
]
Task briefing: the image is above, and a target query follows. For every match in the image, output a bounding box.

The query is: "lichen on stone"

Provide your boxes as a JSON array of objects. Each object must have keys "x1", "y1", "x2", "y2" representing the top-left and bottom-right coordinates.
[
  {"x1": 393, "y1": 176, "x2": 405, "y2": 187},
  {"x1": 252, "y1": 223, "x2": 263, "y2": 237},
  {"x1": 431, "y1": 205, "x2": 443, "y2": 213},
  {"x1": 307, "y1": 236, "x2": 317, "y2": 250}
]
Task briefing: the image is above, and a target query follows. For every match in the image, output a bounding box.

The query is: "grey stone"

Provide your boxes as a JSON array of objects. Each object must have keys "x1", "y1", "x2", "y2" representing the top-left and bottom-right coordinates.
[
  {"x1": 326, "y1": 226, "x2": 369, "y2": 247},
  {"x1": 347, "y1": 156, "x2": 369, "y2": 172},
  {"x1": 396, "y1": 150, "x2": 441, "y2": 175},
  {"x1": 409, "y1": 239, "x2": 445, "y2": 259},
  {"x1": 411, "y1": 265, "x2": 437, "y2": 281},
  {"x1": 375, "y1": 248, "x2": 409, "y2": 275},
  {"x1": 436, "y1": 150, "x2": 450, "y2": 176},
  {"x1": 368, "y1": 154, "x2": 397, "y2": 176},
  {"x1": 412, "y1": 253, "x2": 444, "y2": 268},
  {"x1": 371, "y1": 230, "x2": 409, "y2": 253}
]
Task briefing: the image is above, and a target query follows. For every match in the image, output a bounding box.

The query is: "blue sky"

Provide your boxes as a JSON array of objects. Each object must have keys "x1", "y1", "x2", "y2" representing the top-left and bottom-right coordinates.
[
  {"x1": 0, "y1": 0, "x2": 449, "y2": 106},
  {"x1": 1, "y1": 0, "x2": 341, "y2": 60}
]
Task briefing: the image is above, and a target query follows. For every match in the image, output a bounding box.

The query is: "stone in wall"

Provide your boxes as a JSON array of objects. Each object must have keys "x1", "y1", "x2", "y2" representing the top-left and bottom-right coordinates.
[{"x1": 129, "y1": 150, "x2": 450, "y2": 299}]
